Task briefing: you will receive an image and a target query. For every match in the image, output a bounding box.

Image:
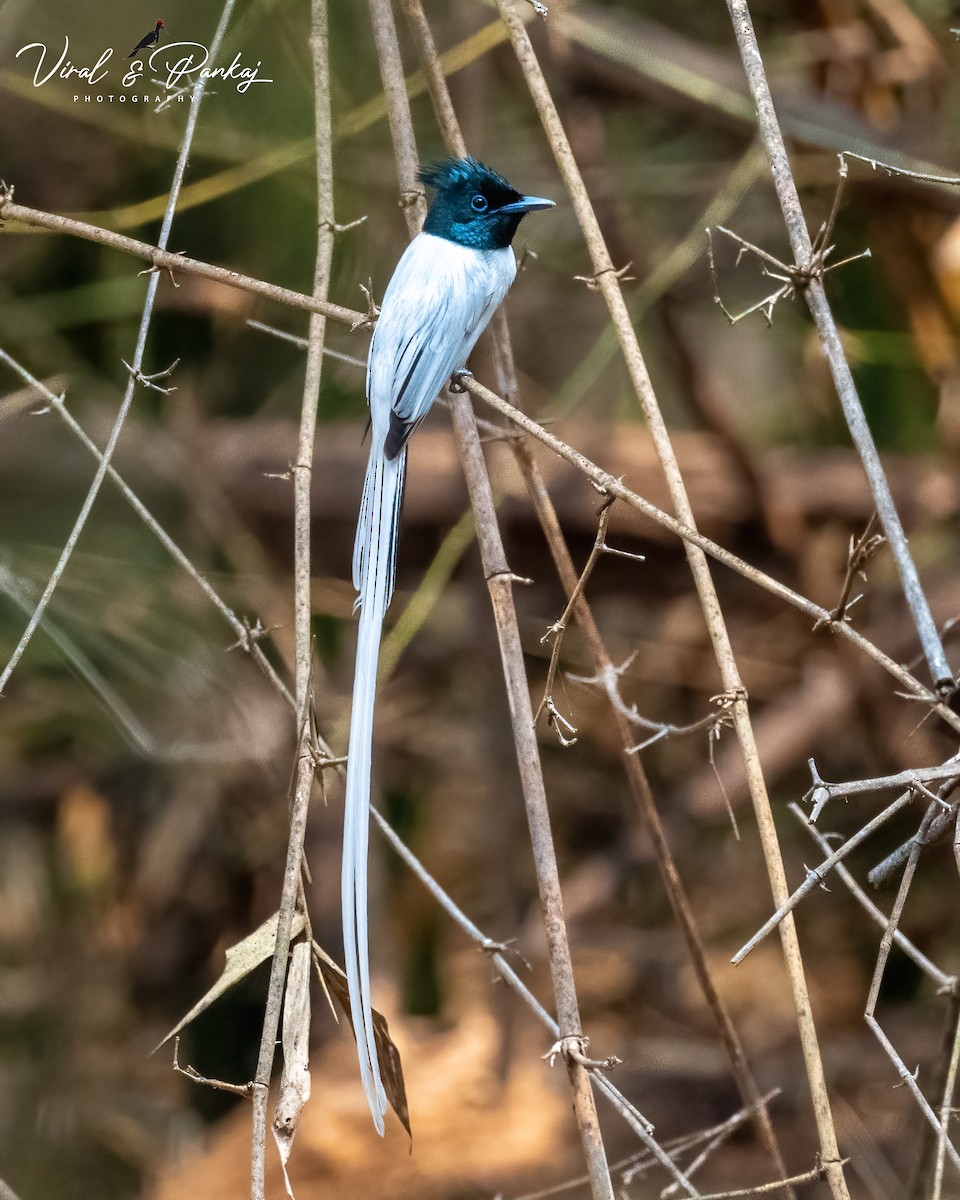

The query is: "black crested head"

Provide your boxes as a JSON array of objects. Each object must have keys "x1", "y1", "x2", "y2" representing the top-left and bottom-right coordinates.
[{"x1": 420, "y1": 157, "x2": 554, "y2": 251}]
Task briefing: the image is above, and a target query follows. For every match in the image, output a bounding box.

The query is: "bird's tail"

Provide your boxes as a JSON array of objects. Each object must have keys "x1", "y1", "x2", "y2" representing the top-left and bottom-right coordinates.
[{"x1": 343, "y1": 446, "x2": 406, "y2": 1135}]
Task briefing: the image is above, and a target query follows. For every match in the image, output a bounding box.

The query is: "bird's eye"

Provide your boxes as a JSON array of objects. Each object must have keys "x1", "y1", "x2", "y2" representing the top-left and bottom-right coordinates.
[{"x1": 470, "y1": 194, "x2": 489, "y2": 213}]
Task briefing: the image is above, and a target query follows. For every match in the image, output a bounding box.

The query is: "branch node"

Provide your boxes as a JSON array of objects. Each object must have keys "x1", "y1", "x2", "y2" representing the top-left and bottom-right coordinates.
[
  {"x1": 225, "y1": 616, "x2": 279, "y2": 655},
  {"x1": 479, "y1": 937, "x2": 533, "y2": 971},
  {"x1": 172, "y1": 1036, "x2": 255, "y2": 1098},
  {"x1": 321, "y1": 213, "x2": 369, "y2": 235},
  {"x1": 488, "y1": 569, "x2": 534, "y2": 587},
  {"x1": 140, "y1": 258, "x2": 180, "y2": 288},
  {"x1": 543, "y1": 1035, "x2": 620, "y2": 1071},
  {"x1": 540, "y1": 697, "x2": 578, "y2": 747},
  {"x1": 573, "y1": 261, "x2": 635, "y2": 292},
  {"x1": 122, "y1": 357, "x2": 180, "y2": 394},
  {"x1": 399, "y1": 187, "x2": 425, "y2": 210}
]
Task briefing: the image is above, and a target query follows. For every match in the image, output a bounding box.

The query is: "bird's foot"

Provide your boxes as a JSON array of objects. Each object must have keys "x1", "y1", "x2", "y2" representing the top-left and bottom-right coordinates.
[
  {"x1": 449, "y1": 369, "x2": 473, "y2": 393},
  {"x1": 351, "y1": 279, "x2": 380, "y2": 331}
]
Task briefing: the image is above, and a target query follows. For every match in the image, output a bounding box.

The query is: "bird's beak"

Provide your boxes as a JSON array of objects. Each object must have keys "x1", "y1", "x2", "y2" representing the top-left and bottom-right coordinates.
[{"x1": 497, "y1": 195, "x2": 556, "y2": 215}]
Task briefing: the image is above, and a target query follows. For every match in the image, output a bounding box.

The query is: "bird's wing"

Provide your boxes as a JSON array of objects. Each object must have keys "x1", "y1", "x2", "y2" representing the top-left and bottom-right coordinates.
[{"x1": 367, "y1": 233, "x2": 516, "y2": 460}]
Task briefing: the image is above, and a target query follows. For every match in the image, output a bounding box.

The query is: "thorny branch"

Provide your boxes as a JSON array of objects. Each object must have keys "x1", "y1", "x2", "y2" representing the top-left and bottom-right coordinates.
[
  {"x1": 570, "y1": 655, "x2": 741, "y2": 755},
  {"x1": 707, "y1": 218, "x2": 870, "y2": 329},
  {"x1": 826, "y1": 513, "x2": 885, "y2": 627},
  {"x1": 460, "y1": 373, "x2": 960, "y2": 738},
  {"x1": 733, "y1": 769, "x2": 960, "y2": 966},
  {"x1": 868, "y1": 780, "x2": 960, "y2": 888},
  {"x1": 496, "y1": 3, "x2": 843, "y2": 1194},
  {"x1": 792, "y1": 807, "x2": 956, "y2": 996},
  {"x1": 0, "y1": 191, "x2": 364, "y2": 329},
  {"x1": 535, "y1": 496, "x2": 645, "y2": 746},
  {"x1": 863, "y1": 805, "x2": 960, "y2": 1174},
  {"x1": 731, "y1": 790, "x2": 906, "y2": 963},
  {"x1": 725, "y1": 0, "x2": 955, "y2": 700},
  {"x1": 250, "y1": 1, "x2": 335, "y2": 1194},
  {"x1": 804, "y1": 754, "x2": 960, "y2": 822},
  {"x1": 5, "y1": 192, "x2": 959, "y2": 736}
]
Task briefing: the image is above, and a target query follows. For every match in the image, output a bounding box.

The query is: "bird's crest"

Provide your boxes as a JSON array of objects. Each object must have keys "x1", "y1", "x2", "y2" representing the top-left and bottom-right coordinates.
[{"x1": 419, "y1": 157, "x2": 519, "y2": 205}]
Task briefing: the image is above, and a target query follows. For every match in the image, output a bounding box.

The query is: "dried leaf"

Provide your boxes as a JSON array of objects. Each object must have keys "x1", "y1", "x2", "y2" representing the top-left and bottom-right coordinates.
[
  {"x1": 273, "y1": 940, "x2": 312, "y2": 1199},
  {"x1": 153, "y1": 910, "x2": 306, "y2": 1052},
  {"x1": 312, "y1": 940, "x2": 411, "y2": 1138}
]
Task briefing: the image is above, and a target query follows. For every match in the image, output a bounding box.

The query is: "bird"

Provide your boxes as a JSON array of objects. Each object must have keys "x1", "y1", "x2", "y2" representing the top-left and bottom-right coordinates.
[
  {"x1": 127, "y1": 19, "x2": 165, "y2": 58},
  {"x1": 343, "y1": 157, "x2": 555, "y2": 1134}
]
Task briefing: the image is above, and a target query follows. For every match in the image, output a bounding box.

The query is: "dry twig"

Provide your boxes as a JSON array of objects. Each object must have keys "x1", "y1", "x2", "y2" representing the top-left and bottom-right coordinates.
[
  {"x1": 724, "y1": 0, "x2": 954, "y2": 699},
  {"x1": 249, "y1": 2, "x2": 335, "y2": 1192}
]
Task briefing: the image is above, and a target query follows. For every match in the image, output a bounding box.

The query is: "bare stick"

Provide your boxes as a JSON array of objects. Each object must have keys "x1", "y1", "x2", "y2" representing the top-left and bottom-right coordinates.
[
  {"x1": 495, "y1": 5, "x2": 849, "y2": 1194},
  {"x1": 863, "y1": 806, "x2": 960, "y2": 1173},
  {"x1": 869, "y1": 782, "x2": 960, "y2": 887},
  {"x1": 687, "y1": 1164, "x2": 845, "y2": 1199},
  {"x1": 931, "y1": 1003, "x2": 960, "y2": 1200},
  {"x1": 250, "y1": 2, "x2": 334, "y2": 1194},
  {"x1": 790, "y1": 805, "x2": 956, "y2": 996},
  {"x1": 0, "y1": 1, "x2": 239, "y2": 695},
  {"x1": 732, "y1": 793, "x2": 914, "y2": 964},
  {"x1": 535, "y1": 498, "x2": 619, "y2": 741},
  {"x1": 0, "y1": 196, "x2": 364, "y2": 329},
  {"x1": 724, "y1": 0, "x2": 953, "y2": 696},
  {"x1": 448, "y1": 401, "x2": 622, "y2": 1200}
]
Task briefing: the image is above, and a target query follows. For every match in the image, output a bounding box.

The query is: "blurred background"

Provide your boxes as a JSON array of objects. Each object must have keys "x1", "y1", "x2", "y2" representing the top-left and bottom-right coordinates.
[{"x1": 2, "y1": 0, "x2": 960, "y2": 1196}]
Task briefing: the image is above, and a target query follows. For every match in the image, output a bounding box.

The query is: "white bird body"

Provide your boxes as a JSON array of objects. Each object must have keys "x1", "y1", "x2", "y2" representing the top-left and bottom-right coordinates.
[
  {"x1": 344, "y1": 232, "x2": 517, "y2": 1133},
  {"x1": 340, "y1": 158, "x2": 554, "y2": 1133}
]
